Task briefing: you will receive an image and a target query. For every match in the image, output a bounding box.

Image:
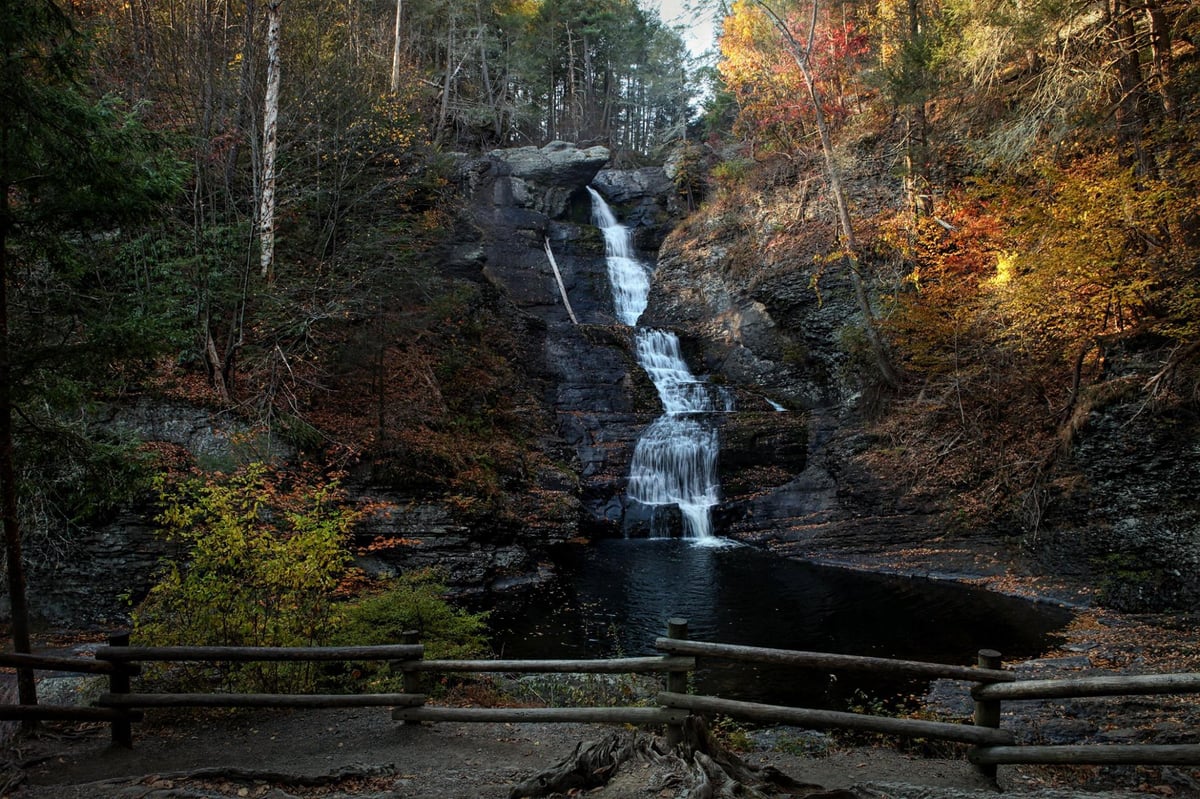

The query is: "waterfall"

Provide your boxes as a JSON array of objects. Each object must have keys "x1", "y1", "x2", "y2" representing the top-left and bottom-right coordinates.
[{"x1": 588, "y1": 187, "x2": 721, "y2": 540}]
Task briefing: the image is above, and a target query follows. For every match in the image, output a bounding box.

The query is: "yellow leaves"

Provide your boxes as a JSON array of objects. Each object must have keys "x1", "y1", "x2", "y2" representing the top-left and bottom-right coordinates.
[{"x1": 987, "y1": 250, "x2": 1018, "y2": 288}]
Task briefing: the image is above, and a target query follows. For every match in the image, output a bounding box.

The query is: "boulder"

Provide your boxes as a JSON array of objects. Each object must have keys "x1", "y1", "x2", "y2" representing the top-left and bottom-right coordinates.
[
  {"x1": 592, "y1": 167, "x2": 674, "y2": 204},
  {"x1": 488, "y1": 141, "x2": 610, "y2": 218}
]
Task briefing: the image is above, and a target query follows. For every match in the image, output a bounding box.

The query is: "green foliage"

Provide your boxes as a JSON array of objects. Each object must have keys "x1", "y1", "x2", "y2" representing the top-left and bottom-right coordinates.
[
  {"x1": 331, "y1": 569, "x2": 488, "y2": 661},
  {"x1": 17, "y1": 424, "x2": 154, "y2": 572},
  {"x1": 709, "y1": 715, "x2": 755, "y2": 752},
  {"x1": 133, "y1": 463, "x2": 359, "y2": 692},
  {"x1": 1, "y1": 0, "x2": 185, "y2": 597},
  {"x1": 324, "y1": 569, "x2": 489, "y2": 693},
  {"x1": 116, "y1": 219, "x2": 249, "y2": 364},
  {"x1": 710, "y1": 158, "x2": 753, "y2": 192}
]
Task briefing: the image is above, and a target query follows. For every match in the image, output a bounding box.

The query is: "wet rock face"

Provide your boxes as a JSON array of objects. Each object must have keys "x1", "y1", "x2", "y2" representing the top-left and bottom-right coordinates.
[
  {"x1": 349, "y1": 494, "x2": 558, "y2": 593},
  {"x1": 642, "y1": 223, "x2": 860, "y2": 414},
  {"x1": 13, "y1": 397, "x2": 294, "y2": 626},
  {"x1": 592, "y1": 167, "x2": 678, "y2": 250},
  {"x1": 635, "y1": 214, "x2": 887, "y2": 547},
  {"x1": 461, "y1": 149, "x2": 694, "y2": 536},
  {"x1": 1034, "y1": 397, "x2": 1200, "y2": 611},
  {"x1": 17, "y1": 511, "x2": 169, "y2": 628}
]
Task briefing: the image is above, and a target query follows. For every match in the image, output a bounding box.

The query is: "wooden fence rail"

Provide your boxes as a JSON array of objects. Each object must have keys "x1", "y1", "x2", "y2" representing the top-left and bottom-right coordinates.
[
  {"x1": 654, "y1": 638, "x2": 1015, "y2": 683},
  {"x1": 2, "y1": 618, "x2": 1198, "y2": 781},
  {"x1": 0, "y1": 652, "x2": 125, "y2": 676},
  {"x1": 98, "y1": 692, "x2": 427, "y2": 709},
  {"x1": 970, "y1": 744, "x2": 1200, "y2": 767},
  {"x1": 0, "y1": 645, "x2": 141, "y2": 726},
  {"x1": 403, "y1": 656, "x2": 694, "y2": 674},
  {"x1": 93, "y1": 644, "x2": 424, "y2": 663},
  {"x1": 973, "y1": 672, "x2": 1200, "y2": 701},
  {"x1": 657, "y1": 691, "x2": 1014, "y2": 746}
]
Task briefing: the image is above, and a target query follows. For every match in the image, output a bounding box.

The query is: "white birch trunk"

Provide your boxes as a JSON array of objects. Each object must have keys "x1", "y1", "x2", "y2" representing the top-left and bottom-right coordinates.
[
  {"x1": 259, "y1": 0, "x2": 284, "y2": 280},
  {"x1": 390, "y1": 0, "x2": 403, "y2": 94}
]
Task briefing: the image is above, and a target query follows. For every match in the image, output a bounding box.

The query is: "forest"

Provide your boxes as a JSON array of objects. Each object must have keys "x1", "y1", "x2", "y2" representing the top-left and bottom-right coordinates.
[{"x1": 2, "y1": 0, "x2": 1199, "y2": 682}]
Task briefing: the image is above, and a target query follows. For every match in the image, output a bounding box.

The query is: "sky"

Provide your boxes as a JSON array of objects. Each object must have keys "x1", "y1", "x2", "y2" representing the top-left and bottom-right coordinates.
[{"x1": 648, "y1": 0, "x2": 721, "y2": 61}]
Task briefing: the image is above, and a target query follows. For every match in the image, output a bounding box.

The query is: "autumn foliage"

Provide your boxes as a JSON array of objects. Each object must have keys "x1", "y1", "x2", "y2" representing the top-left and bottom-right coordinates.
[{"x1": 708, "y1": 0, "x2": 1200, "y2": 533}]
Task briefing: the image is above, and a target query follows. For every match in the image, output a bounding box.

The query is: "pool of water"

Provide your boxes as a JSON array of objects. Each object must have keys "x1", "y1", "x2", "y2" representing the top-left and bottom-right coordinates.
[{"x1": 486, "y1": 538, "x2": 1072, "y2": 709}]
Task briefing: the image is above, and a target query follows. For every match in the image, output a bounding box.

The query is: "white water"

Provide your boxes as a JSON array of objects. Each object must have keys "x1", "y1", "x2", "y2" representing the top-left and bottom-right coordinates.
[
  {"x1": 589, "y1": 189, "x2": 651, "y2": 326},
  {"x1": 588, "y1": 187, "x2": 720, "y2": 540}
]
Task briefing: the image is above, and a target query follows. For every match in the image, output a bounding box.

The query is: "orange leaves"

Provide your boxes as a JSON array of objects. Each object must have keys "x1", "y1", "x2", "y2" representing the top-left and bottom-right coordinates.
[
  {"x1": 358, "y1": 535, "x2": 422, "y2": 554},
  {"x1": 718, "y1": 0, "x2": 871, "y2": 155},
  {"x1": 880, "y1": 193, "x2": 1010, "y2": 314}
]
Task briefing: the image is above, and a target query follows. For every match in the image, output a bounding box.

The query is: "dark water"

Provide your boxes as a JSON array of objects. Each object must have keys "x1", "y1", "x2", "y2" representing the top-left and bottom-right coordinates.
[{"x1": 486, "y1": 539, "x2": 1072, "y2": 709}]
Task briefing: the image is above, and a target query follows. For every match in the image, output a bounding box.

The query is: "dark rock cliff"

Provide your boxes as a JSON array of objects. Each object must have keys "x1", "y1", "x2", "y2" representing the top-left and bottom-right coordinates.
[
  {"x1": 1030, "y1": 368, "x2": 1200, "y2": 611},
  {"x1": 642, "y1": 183, "x2": 1200, "y2": 611},
  {"x1": 31, "y1": 142, "x2": 1198, "y2": 627},
  {"x1": 457, "y1": 143, "x2": 667, "y2": 537}
]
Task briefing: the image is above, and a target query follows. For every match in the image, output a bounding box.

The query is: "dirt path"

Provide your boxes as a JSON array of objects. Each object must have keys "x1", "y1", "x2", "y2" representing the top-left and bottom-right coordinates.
[{"x1": 3, "y1": 706, "x2": 1007, "y2": 799}]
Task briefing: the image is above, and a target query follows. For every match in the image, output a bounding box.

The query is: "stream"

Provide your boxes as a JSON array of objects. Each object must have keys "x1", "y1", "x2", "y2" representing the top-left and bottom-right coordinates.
[{"x1": 487, "y1": 539, "x2": 1072, "y2": 710}]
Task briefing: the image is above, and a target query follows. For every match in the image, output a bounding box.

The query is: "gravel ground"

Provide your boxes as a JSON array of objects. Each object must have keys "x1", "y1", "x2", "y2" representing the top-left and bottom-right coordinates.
[{"x1": 0, "y1": 704, "x2": 1182, "y2": 799}]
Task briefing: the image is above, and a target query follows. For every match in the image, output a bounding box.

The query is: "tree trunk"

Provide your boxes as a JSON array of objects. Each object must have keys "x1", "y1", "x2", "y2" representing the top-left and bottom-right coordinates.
[
  {"x1": 903, "y1": 0, "x2": 932, "y2": 218},
  {"x1": 259, "y1": 0, "x2": 283, "y2": 280},
  {"x1": 475, "y1": 0, "x2": 501, "y2": 141},
  {"x1": 204, "y1": 327, "x2": 232, "y2": 403},
  {"x1": 390, "y1": 0, "x2": 403, "y2": 94},
  {"x1": 1109, "y1": 0, "x2": 1150, "y2": 176},
  {"x1": 1143, "y1": 0, "x2": 1173, "y2": 117},
  {"x1": 436, "y1": 18, "x2": 455, "y2": 141},
  {"x1": 0, "y1": 174, "x2": 37, "y2": 713},
  {"x1": 510, "y1": 717, "x2": 827, "y2": 799},
  {"x1": 566, "y1": 26, "x2": 578, "y2": 140},
  {"x1": 754, "y1": 0, "x2": 900, "y2": 389},
  {"x1": 226, "y1": 0, "x2": 258, "y2": 201}
]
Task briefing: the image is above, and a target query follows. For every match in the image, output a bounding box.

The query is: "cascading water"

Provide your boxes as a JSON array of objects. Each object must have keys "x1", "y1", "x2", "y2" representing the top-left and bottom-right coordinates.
[{"x1": 588, "y1": 187, "x2": 721, "y2": 540}]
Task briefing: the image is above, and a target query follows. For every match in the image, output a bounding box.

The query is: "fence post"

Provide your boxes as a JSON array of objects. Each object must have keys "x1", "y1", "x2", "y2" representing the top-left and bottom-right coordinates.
[
  {"x1": 401, "y1": 630, "x2": 423, "y2": 725},
  {"x1": 973, "y1": 649, "x2": 1003, "y2": 783},
  {"x1": 665, "y1": 618, "x2": 689, "y2": 747},
  {"x1": 108, "y1": 631, "x2": 133, "y2": 748}
]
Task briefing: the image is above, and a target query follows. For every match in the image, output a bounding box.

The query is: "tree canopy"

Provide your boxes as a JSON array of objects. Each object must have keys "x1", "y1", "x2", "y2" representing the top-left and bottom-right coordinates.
[{"x1": 706, "y1": 0, "x2": 1200, "y2": 530}]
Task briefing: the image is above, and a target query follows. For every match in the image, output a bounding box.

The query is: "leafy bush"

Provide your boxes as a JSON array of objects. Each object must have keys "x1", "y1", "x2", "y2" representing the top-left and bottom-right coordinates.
[
  {"x1": 133, "y1": 463, "x2": 359, "y2": 692},
  {"x1": 331, "y1": 569, "x2": 488, "y2": 660},
  {"x1": 328, "y1": 569, "x2": 489, "y2": 692}
]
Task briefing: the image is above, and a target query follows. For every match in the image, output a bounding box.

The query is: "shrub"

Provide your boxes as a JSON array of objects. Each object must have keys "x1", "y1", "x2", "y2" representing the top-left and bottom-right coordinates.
[
  {"x1": 133, "y1": 463, "x2": 358, "y2": 692},
  {"x1": 331, "y1": 569, "x2": 488, "y2": 659}
]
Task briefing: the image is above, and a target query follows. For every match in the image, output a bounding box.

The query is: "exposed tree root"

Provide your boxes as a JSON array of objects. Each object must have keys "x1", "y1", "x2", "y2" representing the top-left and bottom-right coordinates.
[
  {"x1": 56, "y1": 762, "x2": 397, "y2": 798},
  {"x1": 511, "y1": 716, "x2": 854, "y2": 799}
]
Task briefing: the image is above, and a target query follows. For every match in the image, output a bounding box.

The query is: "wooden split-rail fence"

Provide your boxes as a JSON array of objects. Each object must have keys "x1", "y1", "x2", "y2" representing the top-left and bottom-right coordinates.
[{"x1": 2, "y1": 619, "x2": 1199, "y2": 780}]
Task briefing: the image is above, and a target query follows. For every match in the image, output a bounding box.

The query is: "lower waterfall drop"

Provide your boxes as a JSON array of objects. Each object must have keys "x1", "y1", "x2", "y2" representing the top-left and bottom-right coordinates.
[{"x1": 588, "y1": 187, "x2": 721, "y2": 540}]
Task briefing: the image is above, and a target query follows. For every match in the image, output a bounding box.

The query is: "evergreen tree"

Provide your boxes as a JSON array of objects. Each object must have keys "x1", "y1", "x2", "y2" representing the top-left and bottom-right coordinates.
[{"x1": 0, "y1": 0, "x2": 182, "y2": 702}]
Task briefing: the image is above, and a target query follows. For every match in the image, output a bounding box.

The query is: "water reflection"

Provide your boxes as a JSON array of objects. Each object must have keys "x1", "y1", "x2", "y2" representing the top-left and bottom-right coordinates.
[{"x1": 487, "y1": 539, "x2": 1071, "y2": 708}]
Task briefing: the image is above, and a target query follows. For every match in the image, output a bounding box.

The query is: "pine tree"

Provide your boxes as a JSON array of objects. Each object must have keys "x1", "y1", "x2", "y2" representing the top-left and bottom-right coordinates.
[{"x1": 0, "y1": 0, "x2": 182, "y2": 706}]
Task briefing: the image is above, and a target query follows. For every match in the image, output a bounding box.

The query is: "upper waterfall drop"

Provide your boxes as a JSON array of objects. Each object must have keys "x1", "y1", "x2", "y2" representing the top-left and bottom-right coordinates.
[
  {"x1": 588, "y1": 188, "x2": 650, "y2": 326},
  {"x1": 588, "y1": 187, "x2": 721, "y2": 541}
]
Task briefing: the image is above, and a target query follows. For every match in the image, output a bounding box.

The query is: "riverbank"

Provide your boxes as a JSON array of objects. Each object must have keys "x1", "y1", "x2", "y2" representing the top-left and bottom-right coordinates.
[
  {"x1": 3, "y1": 538, "x2": 1198, "y2": 798},
  {"x1": 4, "y1": 610, "x2": 1199, "y2": 798},
  {"x1": 2, "y1": 691, "x2": 1194, "y2": 798}
]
